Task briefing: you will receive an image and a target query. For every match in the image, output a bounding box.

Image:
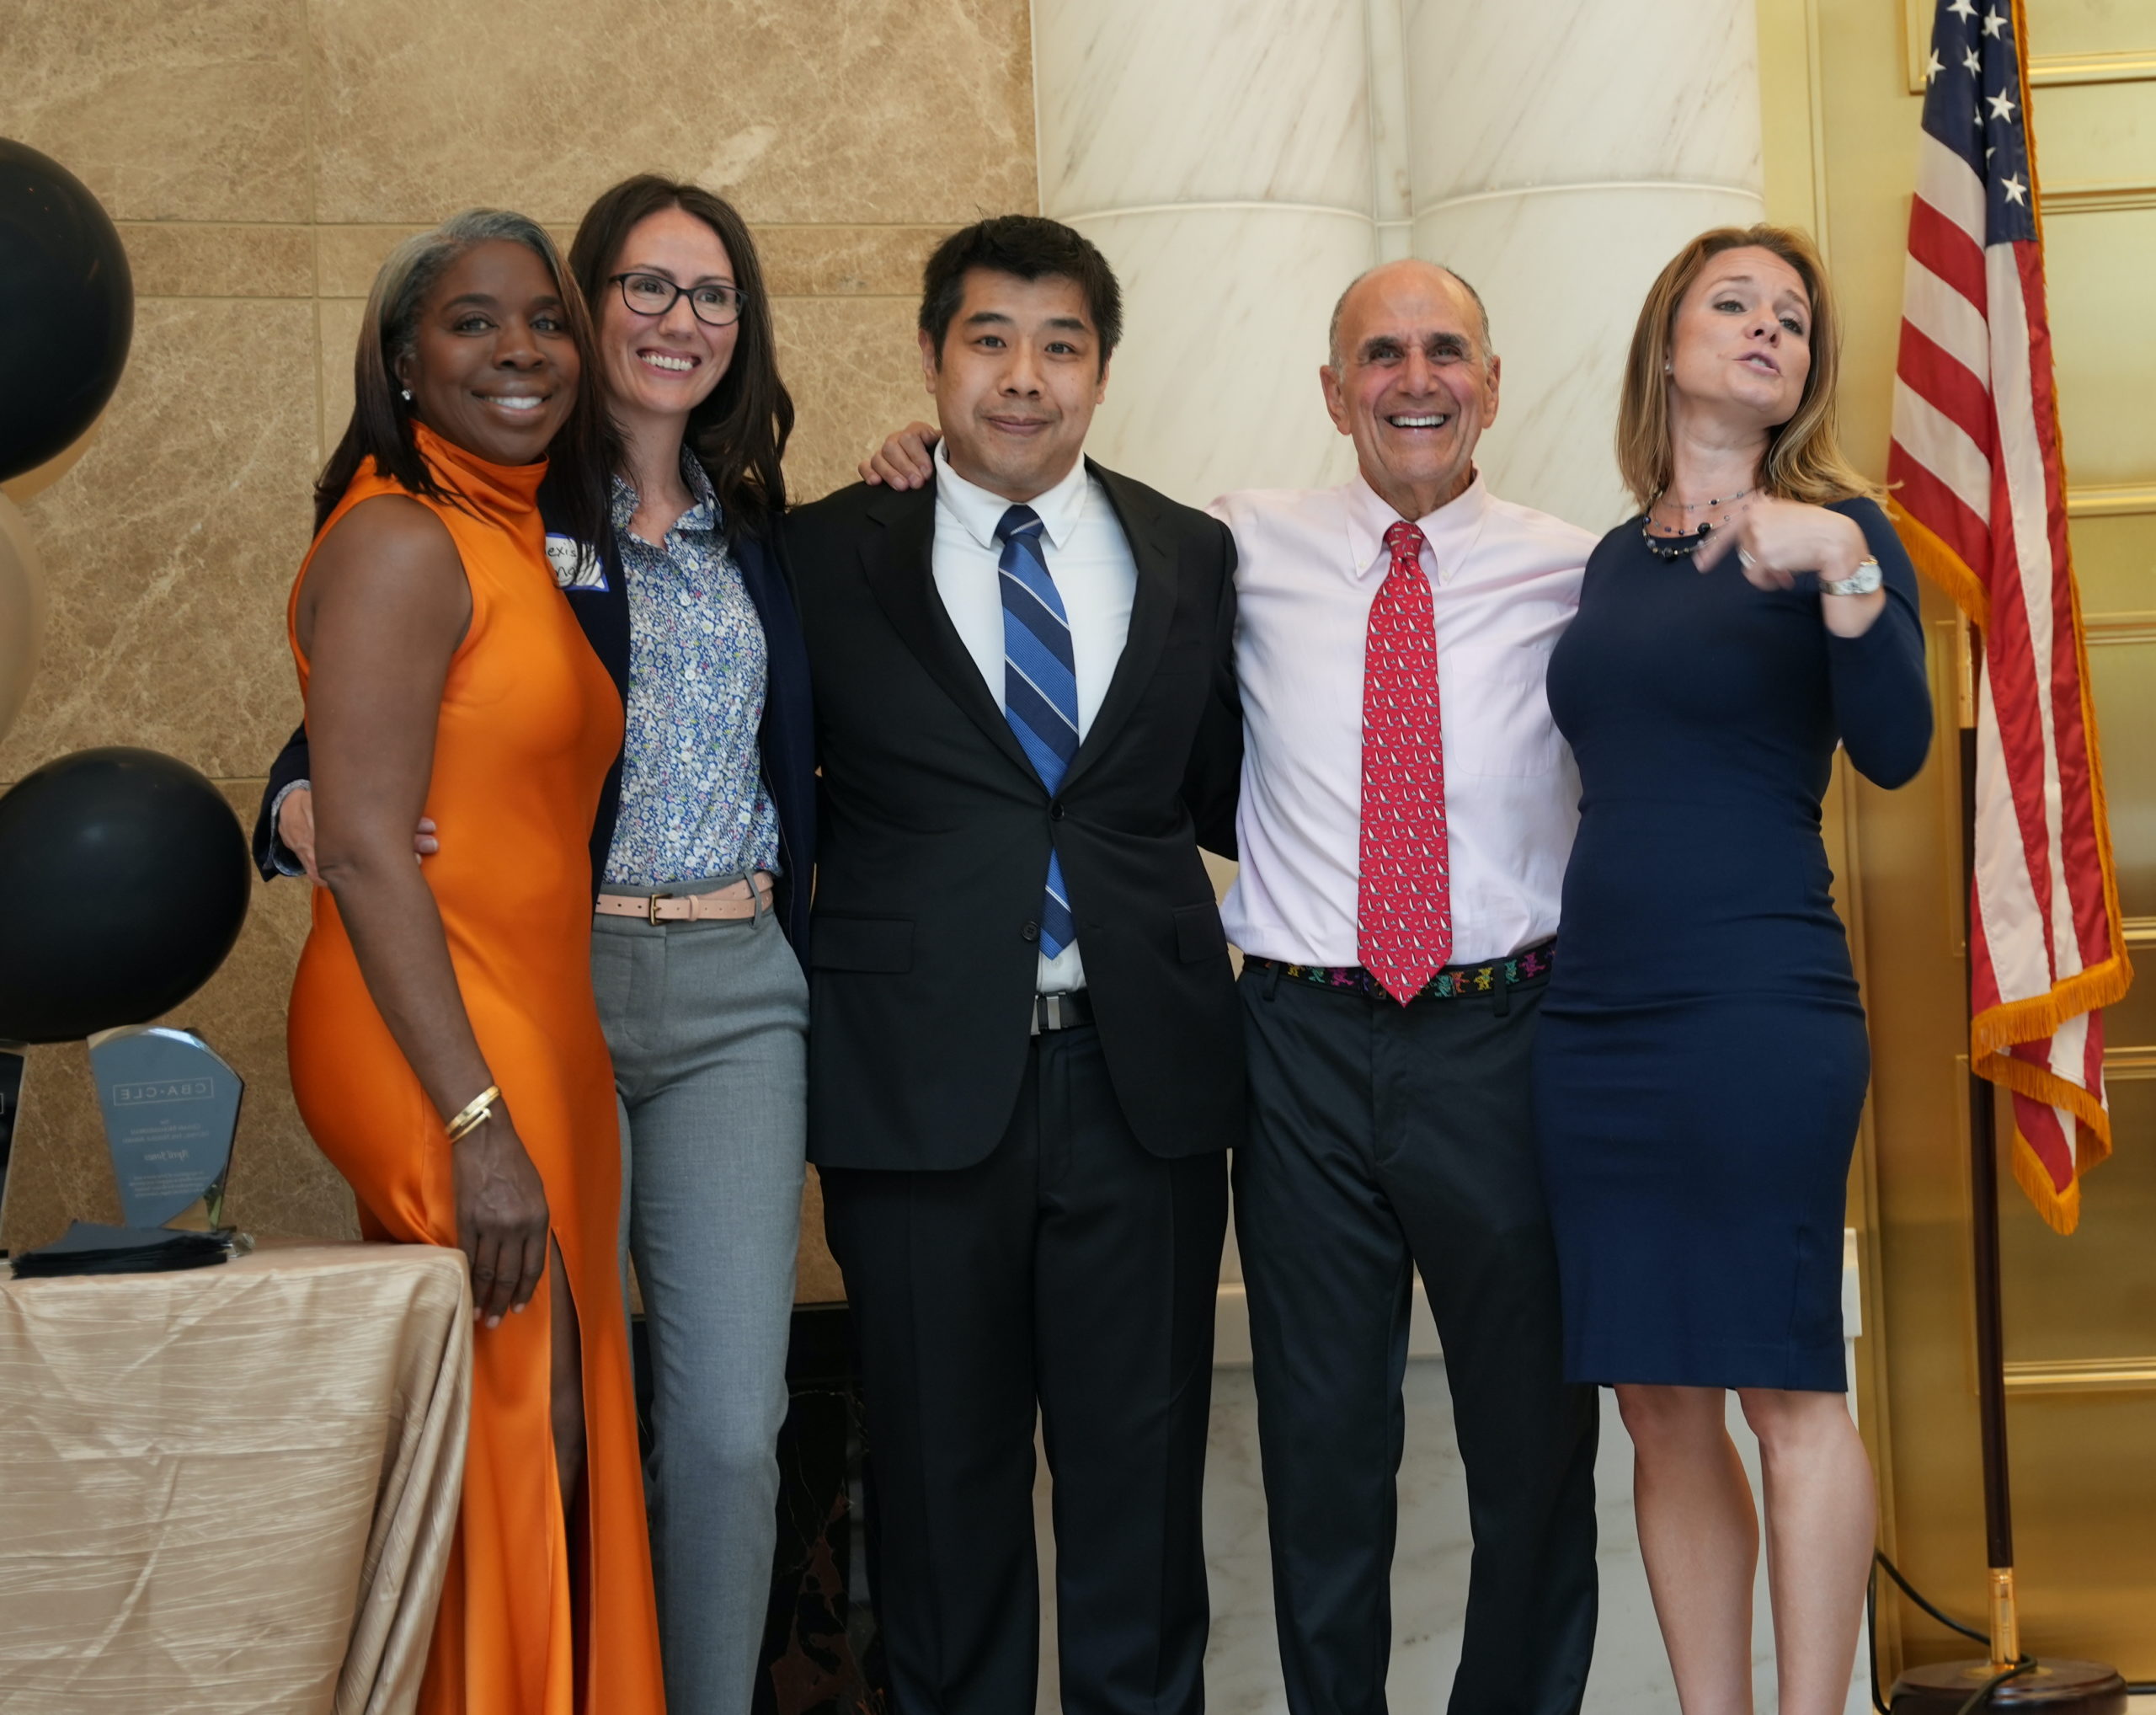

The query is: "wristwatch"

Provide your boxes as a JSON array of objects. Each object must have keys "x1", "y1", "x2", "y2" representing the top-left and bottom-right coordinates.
[{"x1": 1820, "y1": 556, "x2": 1882, "y2": 598}]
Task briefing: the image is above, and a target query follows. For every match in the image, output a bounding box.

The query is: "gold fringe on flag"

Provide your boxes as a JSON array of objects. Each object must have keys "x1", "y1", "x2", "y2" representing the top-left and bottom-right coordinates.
[{"x1": 1886, "y1": 490, "x2": 2134, "y2": 1237}]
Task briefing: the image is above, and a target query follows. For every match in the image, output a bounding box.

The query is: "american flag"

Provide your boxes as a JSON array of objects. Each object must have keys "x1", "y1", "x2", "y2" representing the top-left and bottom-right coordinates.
[{"x1": 1887, "y1": 0, "x2": 2131, "y2": 1232}]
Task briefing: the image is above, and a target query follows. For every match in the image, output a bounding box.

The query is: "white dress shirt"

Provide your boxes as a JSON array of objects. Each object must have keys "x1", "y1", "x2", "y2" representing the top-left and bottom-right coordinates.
[
  {"x1": 1210, "y1": 470, "x2": 1595, "y2": 969},
  {"x1": 932, "y1": 441, "x2": 1139, "y2": 991}
]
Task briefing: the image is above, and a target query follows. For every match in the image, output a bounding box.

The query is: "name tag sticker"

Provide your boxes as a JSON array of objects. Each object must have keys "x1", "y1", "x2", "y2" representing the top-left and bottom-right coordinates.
[{"x1": 546, "y1": 534, "x2": 608, "y2": 592}]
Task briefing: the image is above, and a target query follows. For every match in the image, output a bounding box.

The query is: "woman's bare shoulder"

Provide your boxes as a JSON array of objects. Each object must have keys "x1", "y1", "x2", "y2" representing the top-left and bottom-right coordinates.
[
  {"x1": 302, "y1": 493, "x2": 468, "y2": 646},
  {"x1": 314, "y1": 492, "x2": 458, "y2": 572},
  {"x1": 307, "y1": 493, "x2": 467, "y2": 606}
]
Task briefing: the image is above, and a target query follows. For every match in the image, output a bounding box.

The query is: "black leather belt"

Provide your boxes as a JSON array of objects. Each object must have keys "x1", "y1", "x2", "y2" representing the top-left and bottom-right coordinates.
[{"x1": 1030, "y1": 990, "x2": 1094, "y2": 1035}]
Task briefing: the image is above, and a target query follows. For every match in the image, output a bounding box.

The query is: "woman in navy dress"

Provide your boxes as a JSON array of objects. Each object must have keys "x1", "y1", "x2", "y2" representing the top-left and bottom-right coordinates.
[{"x1": 1534, "y1": 225, "x2": 1930, "y2": 1712}]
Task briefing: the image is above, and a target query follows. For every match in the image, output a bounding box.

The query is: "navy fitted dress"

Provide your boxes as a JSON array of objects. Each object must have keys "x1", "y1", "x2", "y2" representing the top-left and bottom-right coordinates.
[{"x1": 1533, "y1": 496, "x2": 1930, "y2": 1392}]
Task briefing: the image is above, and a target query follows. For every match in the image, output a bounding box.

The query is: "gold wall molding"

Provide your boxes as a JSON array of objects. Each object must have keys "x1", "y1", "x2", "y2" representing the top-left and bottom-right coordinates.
[
  {"x1": 2100, "y1": 1044, "x2": 2156, "y2": 1079},
  {"x1": 2003, "y1": 1355, "x2": 2156, "y2": 1394},
  {"x1": 2083, "y1": 612, "x2": 2156, "y2": 646},
  {"x1": 2029, "y1": 50, "x2": 2156, "y2": 88},
  {"x1": 2121, "y1": 917, "x2": 2156, "y2": 947},
  {"x1": 2042, "y1": 183, "x2": 2156, "y2": 215},
  {"x1": 2068, "y1": 483, "x2": 2156, "y2": 517}
]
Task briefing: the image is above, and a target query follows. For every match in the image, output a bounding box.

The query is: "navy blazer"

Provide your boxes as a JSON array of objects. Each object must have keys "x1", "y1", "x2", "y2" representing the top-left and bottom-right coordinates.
[{"x1": 253, "y1": 491, "x2": 817, "y2": 952}]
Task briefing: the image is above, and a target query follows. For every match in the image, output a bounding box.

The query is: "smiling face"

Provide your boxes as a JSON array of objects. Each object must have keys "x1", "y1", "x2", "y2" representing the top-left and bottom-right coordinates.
[
  {"x1": 1667, "y1": 244, "x2": 1813, "y2": 432},
  {"x1": 596, "y1": 206, "x2": 738, "y2": 431},
  {"x1": 397, "y1": 238, "x2": 579, "y2": 464},
  {"x1": 1321, "y1": 261, "x2": 1500, "y2": 521},
  {"x1": 920, "y1": 268, "x2": 1106, "y2": 503}
]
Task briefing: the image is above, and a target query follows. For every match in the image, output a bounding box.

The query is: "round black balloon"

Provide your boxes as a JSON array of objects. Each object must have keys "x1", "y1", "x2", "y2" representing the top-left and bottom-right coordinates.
[
  {"x1": 0, "y1": 748, "x2": 249, "y2": 1042},
  {"x1": 0, "y1": 139, "x2": 135, "y2": 484}
]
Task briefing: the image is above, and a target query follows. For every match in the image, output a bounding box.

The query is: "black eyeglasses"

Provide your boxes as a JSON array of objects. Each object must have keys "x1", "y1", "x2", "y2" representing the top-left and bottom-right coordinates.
[{"x1": 610, "y1": 271, "x2": 746, "y2": 328}]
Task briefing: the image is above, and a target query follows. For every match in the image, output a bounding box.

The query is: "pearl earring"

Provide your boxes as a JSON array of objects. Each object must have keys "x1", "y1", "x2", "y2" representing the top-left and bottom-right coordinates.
[
  {"x1": 1663, "y1": 359, "x2": 1673, "y2": 375},
  {"x1": 400, "y1": 387, "x2": 413, "y2": 402}
]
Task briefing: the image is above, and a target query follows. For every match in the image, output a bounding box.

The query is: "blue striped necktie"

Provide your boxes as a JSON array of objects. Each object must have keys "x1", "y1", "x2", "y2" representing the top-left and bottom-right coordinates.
[{"x1": 995, "y1": 504, "x2": 1078, "y2": 959}]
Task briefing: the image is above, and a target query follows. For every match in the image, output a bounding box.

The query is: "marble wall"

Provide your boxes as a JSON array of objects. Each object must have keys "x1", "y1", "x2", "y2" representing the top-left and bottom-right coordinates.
[
  {"x1": 1033, "y1": 0, "x2": 1376, "y2": 502},
  {"x1": 1034, "y1": 0, "x2": 1766, "y2": 532},
  {"x1": 1406, "y1": 0, "x2": 1765, "y2": 530},
  {"x1": 0, "y1": 0, "x2": 1039, "y2": 1295}
]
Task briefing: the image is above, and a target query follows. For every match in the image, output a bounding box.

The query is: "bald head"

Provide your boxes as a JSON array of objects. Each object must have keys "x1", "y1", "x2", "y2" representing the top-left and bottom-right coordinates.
[
  {"x1": 1319, "y1": 257, "x2": 1502, "y2": 521},
  {"x1": 1328, "y1": 259, "x2": 1492, "y2": 370}
]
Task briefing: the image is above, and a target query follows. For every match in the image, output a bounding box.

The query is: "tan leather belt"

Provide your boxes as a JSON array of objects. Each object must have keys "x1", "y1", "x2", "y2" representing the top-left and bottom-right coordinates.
[{"x1": 595, "y1": 874, "x2": 775, "y2": 925}]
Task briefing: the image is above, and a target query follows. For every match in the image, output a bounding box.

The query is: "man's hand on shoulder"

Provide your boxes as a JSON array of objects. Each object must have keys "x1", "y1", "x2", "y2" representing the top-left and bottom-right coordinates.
[{"x1": 859, "y1": 422, "x2": 940, "y2": 489}]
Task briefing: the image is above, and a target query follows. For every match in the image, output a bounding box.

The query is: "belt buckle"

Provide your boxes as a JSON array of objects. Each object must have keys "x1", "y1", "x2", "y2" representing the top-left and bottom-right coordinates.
[{"x1": 646, "y1": 894, "x2": 666, "y2": 927}]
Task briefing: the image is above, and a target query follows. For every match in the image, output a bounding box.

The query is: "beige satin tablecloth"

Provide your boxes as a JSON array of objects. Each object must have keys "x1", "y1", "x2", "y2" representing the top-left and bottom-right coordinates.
[{"x1": 0, "y1": 1242, "x2": 472, "y2": 1715}]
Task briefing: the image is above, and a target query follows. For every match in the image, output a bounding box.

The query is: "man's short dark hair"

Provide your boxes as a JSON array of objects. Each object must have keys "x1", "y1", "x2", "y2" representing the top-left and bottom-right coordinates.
[{"x1": 919, "y1": 216, "x2": 1123, "y2": 369}]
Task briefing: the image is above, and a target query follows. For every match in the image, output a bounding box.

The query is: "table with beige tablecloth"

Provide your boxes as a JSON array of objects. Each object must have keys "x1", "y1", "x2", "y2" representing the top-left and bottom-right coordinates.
[{"x1": 0, "y1": 1241, "x2": 472, "y2": 1715}]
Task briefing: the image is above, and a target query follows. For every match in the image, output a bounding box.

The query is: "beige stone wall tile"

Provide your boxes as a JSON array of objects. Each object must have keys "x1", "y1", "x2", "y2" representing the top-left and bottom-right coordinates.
[
  {"x1": 758, "y1": 225, "x2": 947, "y2": 297},
  {"x1": 314, "y1": 225, "x2": 430, "y2": 298},
  {"x1": 771, "y1": 296, "x2": 931, "y2": 507},
  {"x1": 0, "y1": 782, "x2": 355, "y2": 1257},
  {"x1": 117, "y1": 223, "x2": 315, "y2": 299},
  {"x1": 320, "y1": 219, "x2": 941, "y2": 311},
  {"x1": 1, "y1": 0, "x2": 309, "y2": 222},
  {"x1": 317, "y1": 297, "x2": 368, "y2": 464},
  {"x1": 0, "y1": 299, "x2": 316, "y2": 784},
  {"x1": 308, "y1": 0, "x2": 1034, "y2": 227}
]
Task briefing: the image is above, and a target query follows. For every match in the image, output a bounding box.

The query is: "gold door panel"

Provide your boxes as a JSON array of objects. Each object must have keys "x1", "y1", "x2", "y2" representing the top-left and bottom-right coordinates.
[
  {"x1": 2039, "y1": 209, "x2": 2156, "y2": 488},
  {"x1": 1790, "y1": 0, "x2": 2156, "y2": 1678}
]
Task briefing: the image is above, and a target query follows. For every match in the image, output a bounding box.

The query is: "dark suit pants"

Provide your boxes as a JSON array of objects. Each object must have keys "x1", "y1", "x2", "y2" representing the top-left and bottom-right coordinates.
[
  {"x1": 821, "y1": 1025, "x2": 1229, "y2": 1715},
  {"x1": 1235, "y1": 968, "x2": 1599, "y2": 1715}
]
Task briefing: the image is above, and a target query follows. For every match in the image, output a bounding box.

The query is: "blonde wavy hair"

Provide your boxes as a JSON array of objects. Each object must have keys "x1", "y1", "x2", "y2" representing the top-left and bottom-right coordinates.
[{"x1": 1616, "y1": 224, "x2": 1880, "y2": 511}]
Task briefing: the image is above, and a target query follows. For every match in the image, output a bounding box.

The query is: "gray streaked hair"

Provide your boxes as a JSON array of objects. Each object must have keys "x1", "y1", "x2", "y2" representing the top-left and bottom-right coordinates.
[{"x1": 364, "y1": 208, "x2": 567, "y2": 393}]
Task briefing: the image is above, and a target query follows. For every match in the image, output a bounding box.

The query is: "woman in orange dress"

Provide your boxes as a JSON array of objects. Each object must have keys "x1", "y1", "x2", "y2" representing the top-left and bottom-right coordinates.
[{"x1": 286, "y1": 208, "x2": 664, "y2": 1715}]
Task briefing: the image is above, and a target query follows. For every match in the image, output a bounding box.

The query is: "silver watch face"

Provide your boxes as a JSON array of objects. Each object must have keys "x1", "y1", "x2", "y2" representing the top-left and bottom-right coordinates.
[{"x1": 1824, "y1": 559, "x2": 1882, "y2": 597}]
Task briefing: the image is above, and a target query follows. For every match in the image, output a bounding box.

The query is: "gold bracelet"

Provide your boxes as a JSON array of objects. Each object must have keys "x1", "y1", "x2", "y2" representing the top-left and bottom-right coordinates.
[
  {"x1": 446, "y1": 1103, "x2": 495, "y2": 1144},
  {"x1": 443, "y1": 1084, "x2": 501, "y2": 1145}
]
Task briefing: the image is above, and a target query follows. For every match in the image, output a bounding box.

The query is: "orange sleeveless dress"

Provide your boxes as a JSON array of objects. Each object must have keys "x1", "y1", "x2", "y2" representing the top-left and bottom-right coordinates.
[{"x1": 286, "y1": 423, "x2": 663, "y2": 1715}]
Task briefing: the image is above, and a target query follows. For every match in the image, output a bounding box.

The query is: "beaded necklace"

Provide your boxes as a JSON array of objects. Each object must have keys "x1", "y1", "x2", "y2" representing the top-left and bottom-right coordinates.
[{"x1": 1640, "y1": 484, "x2": 1754, "y2": 560}]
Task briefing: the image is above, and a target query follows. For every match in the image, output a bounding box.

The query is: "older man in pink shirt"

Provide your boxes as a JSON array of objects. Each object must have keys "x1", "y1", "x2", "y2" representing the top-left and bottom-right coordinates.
[
  {"x1": 1215, "y1": 261, "x2": 1599, "y2": 1715},
  {"x1": 861, "y1": 257, "x2": 1598, "y2": 1715}
]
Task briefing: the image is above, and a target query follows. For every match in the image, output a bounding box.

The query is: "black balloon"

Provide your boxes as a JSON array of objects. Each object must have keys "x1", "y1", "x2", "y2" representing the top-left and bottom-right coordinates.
[
  {"x1": 0, "y1": 139, "x2": 134, "y2": 484},
  {"x1": 0, "y1": 748, "x2": 250, "y2": 1043}
]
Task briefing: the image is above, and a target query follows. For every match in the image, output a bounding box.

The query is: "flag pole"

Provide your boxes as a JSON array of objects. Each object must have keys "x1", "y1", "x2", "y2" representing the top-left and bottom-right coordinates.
[
  {"x1": 1887, "y1": 633, "x2": 2124, "y2": 1712},
  {"x1": 1959, "y1": 688, "x2": 2020, "y2": 1670}
]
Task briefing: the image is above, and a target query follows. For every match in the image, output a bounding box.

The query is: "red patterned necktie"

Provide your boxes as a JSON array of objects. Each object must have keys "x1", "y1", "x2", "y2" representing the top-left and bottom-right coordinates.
[{"x1": 1358, "y1": 519, "x2": 1451, "y2": 1004}]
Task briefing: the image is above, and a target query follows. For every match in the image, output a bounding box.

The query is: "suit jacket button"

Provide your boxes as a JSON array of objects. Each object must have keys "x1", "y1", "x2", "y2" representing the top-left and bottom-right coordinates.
[
  {"x1": 1022, "y1": 921, "x2": 1040, "y2": 943},
  {"x1": 1050, "y1": 803, "x2": 1066, "y2": 821}
]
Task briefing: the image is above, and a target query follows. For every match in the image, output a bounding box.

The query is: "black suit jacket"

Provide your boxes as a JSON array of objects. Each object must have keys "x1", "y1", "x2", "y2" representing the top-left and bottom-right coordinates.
[
  {"x1": 787, "y1": 462, "x2": 1244, "y2": 1171},
  {"x1": 252, "y1": 495, "x2": 818, "y2": 950}
]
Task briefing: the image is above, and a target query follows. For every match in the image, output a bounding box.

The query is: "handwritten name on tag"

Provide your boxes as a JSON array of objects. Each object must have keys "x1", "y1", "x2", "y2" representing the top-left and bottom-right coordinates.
[{"x1": 546, "y1": 534, "x2": 608, "y2": 592}]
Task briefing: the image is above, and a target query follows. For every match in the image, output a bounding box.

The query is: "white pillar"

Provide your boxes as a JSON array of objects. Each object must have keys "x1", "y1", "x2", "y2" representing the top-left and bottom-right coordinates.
[
  {"x1": 1031, "y1": 0, "x2": 1380, "y2": 505},
  {"x1": 1405, "y1": 0, "x2": 1765, "y2": 530}
]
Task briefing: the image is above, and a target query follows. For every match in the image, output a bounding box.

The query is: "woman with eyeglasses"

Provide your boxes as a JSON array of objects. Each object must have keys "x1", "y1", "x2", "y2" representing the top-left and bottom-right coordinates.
[{"x1": 259, "y1": 175, "x2": 814, "y2": 1715}]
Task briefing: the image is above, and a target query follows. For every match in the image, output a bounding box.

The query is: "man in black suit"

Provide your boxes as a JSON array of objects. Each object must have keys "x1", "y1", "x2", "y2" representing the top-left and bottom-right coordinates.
[{"x1": 787, "y1": 216, "x2": 1242, "y2": 1715}]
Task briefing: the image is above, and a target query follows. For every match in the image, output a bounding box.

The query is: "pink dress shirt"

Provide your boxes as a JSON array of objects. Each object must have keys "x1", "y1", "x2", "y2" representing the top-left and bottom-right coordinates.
[{"x1": 1210, "y1": 471, "x2": 1595, "y2": 968}]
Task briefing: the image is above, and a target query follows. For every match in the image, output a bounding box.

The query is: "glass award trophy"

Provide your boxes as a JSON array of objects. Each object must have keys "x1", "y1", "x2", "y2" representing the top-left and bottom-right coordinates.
[{"x1": 86, "y1": 1025, "x2": 243, "y2": 1231}]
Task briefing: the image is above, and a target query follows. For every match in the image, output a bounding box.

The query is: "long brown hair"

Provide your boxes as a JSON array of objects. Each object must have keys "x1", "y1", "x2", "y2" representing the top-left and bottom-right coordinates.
[
  {"x1": 569, "y1": 175, "x2": 793, "y2": 542},
  {"x1": 1615, "y1": 223, "x2": 1879, "y2": 511},
  {"x1": 314, "y1": 208, "x2": 614, "y2": 547}
]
